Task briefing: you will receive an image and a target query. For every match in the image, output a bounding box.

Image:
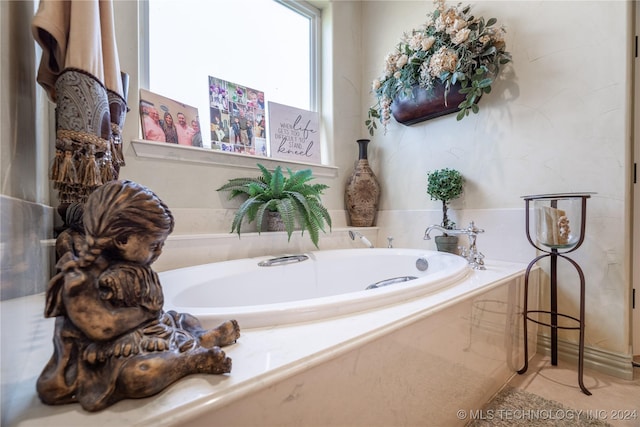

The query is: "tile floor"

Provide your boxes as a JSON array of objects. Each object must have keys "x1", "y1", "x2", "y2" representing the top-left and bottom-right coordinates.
[{"x1": 506, "y1": 354, "x2": 640, "y2": 426}]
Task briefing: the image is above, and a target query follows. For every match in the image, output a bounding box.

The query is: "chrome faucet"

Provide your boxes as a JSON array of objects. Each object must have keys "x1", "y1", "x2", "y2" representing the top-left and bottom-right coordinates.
[
  {"x1": 349, "y1": 230, "x2": 374, "y2": 248},
  {"x1": 423, "y1": 224, "x2": 469, "y2": 240},
  {"x1": 424, "y1": 221, "x2": 486, "y2": 270}
]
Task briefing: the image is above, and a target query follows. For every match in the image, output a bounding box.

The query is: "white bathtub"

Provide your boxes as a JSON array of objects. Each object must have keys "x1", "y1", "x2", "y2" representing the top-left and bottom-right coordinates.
[
  {"x1": 160, "y1": 248, "x2": 470, "y2": 328},
  {"x1": 2, "y1": 250, "x2": 537, "y2": 427}
]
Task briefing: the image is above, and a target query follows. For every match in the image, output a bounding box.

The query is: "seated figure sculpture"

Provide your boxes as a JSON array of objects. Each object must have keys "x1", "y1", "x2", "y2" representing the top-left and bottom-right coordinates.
[{"x1": 37, "y1": 180, "x2": 240, "y2": 412}]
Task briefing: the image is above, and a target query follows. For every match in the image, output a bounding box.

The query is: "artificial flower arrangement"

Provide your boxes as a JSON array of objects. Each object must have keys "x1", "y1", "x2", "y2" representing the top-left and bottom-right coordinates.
[{"x1": 366, "y1": 0, "x2": 511, "y2": 135}]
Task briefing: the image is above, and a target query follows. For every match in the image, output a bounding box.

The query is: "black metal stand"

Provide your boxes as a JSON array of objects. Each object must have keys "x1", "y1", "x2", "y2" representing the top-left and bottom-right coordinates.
[{"x1": 517, "y1": 193, "x2": 592, "y2": 396}]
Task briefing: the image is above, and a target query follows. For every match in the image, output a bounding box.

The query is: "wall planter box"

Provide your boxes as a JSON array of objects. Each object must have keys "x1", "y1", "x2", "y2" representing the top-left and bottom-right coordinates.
[{"x1": 391, "y1": 83, "x2": 469, "y2": 126}]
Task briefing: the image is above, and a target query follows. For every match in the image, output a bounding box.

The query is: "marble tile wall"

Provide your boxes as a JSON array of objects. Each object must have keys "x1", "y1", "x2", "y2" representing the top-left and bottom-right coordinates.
[
  {"x1": 186, "y1": 275, "x2": 535, "y2": 426},
  {"x1": 151, "y1": 207, "x2": 534, "y2": 272},
  {"x1": 0, "y1": 195, "x2": 54, "y2": 300}
]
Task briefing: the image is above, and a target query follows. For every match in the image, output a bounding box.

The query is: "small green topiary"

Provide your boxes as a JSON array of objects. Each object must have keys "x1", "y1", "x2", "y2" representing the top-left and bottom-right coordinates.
[{"x1": 427, "y1": 168, "x2": 464, "y2": 230}]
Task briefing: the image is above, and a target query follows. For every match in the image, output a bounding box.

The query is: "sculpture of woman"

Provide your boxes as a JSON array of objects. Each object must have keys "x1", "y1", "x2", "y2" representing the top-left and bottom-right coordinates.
[{"x1": 37, "y1": 180, "x2": 240, "y2": 412}]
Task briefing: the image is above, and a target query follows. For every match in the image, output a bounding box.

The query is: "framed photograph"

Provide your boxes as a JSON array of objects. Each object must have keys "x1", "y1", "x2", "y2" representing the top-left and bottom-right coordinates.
[
  {"x1": 208, "y1": 76, "x2": 266, "y2": 156},
  {"x1": 139, "y1": 89, "x2": 201, "y2": 147},
  {"x1": 267, "y1": 101, "x2": 321, "y2": 164}
]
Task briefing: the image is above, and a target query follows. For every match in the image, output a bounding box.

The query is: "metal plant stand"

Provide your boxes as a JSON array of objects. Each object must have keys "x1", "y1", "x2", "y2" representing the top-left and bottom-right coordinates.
[{"x1": 517, "y1": 193, "x2": 593, "y2": 396}]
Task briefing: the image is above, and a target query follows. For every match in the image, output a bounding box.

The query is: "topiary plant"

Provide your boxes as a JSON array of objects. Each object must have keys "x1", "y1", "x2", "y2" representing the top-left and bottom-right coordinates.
[
  {"x1": 427, "y1": 168, "x2": 464, "y2": 231},
  {"x1": 217, "y1": 163, "x2": 332, "y2": 248}
]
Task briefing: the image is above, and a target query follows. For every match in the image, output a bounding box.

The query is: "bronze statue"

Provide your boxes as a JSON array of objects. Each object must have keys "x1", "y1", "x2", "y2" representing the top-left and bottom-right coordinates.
[{"x1": 37, "y1": 180, "x2": 240, "y2": 412}]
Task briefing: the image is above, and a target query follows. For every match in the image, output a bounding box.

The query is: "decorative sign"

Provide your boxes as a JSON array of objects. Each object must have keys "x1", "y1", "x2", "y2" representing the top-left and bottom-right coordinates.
[
  {"x1": 209, "y1": 76, "x2": 266, "y2": 156},
  {"x1": 267, "y1": 101, "x2": 320, "y2": 164}
]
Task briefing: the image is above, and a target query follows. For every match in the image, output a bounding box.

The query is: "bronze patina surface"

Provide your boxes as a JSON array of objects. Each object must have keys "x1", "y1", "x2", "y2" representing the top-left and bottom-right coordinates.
[{"x1": 37, "y1": 180, "x2": 240, "y2": 412}]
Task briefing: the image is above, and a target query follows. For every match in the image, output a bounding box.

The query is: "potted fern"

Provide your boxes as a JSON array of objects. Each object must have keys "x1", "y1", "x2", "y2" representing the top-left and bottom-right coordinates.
[
  {"x1": 217, "y1": 163, "x2": 332, "y2": 248},
  {"x1": 427, "y1": 168, "x2": 464, "y2": 253}
]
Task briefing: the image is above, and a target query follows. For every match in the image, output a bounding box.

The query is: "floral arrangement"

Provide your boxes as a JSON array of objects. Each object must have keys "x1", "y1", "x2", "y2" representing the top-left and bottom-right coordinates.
[{"x1": 366, "y1": 0, "x2": 511, "y2": 135}]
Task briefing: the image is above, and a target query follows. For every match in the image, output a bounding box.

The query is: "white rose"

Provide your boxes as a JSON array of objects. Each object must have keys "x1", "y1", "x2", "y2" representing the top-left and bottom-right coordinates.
[
  {"x1": 452, "y1": 28, "x2": 471, "y2": 45},
  {"x1": 453, "y1": 19, "x2": 467, "y2": 31},
  {"x1": 421, "y1": 36, "x2": 436, "y2": 51},
  {"x1": 372, "y1": 79, "x2": 381, "y2": 91},
  {"x1": 396, "y1": 54, "x2": 409, "y2": 69}
]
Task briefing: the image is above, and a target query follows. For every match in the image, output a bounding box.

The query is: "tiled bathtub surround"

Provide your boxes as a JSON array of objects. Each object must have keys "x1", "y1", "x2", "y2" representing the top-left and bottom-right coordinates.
[
  {"x1": 1, "y1": 259, "x2": 535, "y2": 426},
  {"x1": 1, "y1": 199, "x2": 633, "y2": 382},
  {"x1": 155, "y1": 206, "x2": 534, "y2": 272},
  {"x1": 0, "y1": 195, "x2": 54, "y2": 300},
  {"x1": 153, "y1": 205, "x2": 634, "y2": 381}
]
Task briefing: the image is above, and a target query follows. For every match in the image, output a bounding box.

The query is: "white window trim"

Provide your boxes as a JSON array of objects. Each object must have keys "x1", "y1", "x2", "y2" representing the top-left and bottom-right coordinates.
[
  {"x1": 275, "y1": 0, "x2": 321, "y2": 113},
  {"x1": 136, "y1": 0, "x2": 326, "y2": 169},
  {"x1": 130, "y1": 139, "x2": 337, "y2": 177},
  {"x1": 140, "y1": 0, "x2": 320, "y2": 111}
]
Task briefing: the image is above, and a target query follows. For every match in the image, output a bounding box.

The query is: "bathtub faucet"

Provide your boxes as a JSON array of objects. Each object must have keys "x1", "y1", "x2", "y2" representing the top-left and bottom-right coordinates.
[
  {"x1": 349, "y1": 230, "x2": 374, "y2": 248},
  {"x1": 424, "y1": 221, "x2": 486, "y2": 270}
]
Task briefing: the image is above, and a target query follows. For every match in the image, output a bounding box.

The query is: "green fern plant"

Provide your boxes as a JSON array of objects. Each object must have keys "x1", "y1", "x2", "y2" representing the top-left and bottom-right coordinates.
[{"x1": 217, "y1": 163, "x2": 332, "y2": 248}]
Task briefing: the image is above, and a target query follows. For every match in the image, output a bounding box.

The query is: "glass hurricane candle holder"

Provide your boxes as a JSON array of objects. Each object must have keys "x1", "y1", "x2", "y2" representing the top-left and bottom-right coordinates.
[
  {"x1": 518, "y1": 192, "x2": 594, "y2": 396},
  {"x1": 532, "y1": 195, "x2": 584, "y2": 250}
]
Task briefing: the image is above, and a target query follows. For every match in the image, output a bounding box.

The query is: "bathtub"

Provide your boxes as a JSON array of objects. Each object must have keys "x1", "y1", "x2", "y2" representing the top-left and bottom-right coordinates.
[
  {"x1": 160, "y1": 248, "x2": 470, "y2": 328},
  {"x1": 2, "y1": 250, "x2": 537, "y2": 427}
]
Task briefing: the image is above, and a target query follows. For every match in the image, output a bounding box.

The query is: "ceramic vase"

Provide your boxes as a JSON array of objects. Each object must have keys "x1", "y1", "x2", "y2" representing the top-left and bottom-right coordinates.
[{"x1": 345, "y1": 139, "x2": 381, "y2": 227}]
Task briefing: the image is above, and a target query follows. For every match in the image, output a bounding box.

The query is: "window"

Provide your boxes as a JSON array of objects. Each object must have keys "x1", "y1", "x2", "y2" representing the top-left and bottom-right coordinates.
[{"x1": 144, "y1": 0, "x2": 320, "y2": 148}]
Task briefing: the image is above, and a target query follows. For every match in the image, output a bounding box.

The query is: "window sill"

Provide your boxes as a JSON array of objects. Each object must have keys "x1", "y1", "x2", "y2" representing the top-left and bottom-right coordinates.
[{"x1": 130, "y1": 139, "x2": 338, "y2": 178}]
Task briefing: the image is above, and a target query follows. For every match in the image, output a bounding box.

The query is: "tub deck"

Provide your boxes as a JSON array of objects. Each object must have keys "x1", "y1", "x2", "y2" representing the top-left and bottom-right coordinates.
[{"x1": 1, "y1": 259, "x2": 534, "y2": 427}]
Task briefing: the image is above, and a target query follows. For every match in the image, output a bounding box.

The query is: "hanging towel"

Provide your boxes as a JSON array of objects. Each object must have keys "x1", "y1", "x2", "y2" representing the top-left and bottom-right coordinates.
[{"x1": 32, "y1": 0, "x2": 128, "y2": 205}]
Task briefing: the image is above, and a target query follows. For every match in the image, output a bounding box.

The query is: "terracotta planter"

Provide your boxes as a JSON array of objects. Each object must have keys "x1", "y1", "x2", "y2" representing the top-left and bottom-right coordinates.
[{"x1": 391, "y1": 82, "x2": 469, "y2": 126}]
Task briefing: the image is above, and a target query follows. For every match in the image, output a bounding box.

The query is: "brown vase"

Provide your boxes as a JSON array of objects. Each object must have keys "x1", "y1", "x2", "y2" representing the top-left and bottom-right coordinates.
[
  {"x1": 345, "y1": 139, "x2": 381, "y2": 227},
  {"x1": 391, "y1": 82, "x2": 469, "y2": 126}
]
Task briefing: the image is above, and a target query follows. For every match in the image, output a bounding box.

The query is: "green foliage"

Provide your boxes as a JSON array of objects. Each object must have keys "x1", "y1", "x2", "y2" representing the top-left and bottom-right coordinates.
[
  {"x1": 366, "y1": 0, "x2": 511, "y2": 135},
  {"x1": 427, "y1": 168, "x2": 464, "y2": 229},
  {"x1": 217, "y1": 164, "x2": 332, "y2": 248}
]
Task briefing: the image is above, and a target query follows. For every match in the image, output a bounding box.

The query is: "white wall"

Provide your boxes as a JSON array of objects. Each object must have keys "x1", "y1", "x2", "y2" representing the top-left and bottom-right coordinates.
[{"x1": 361, "y1": 1, "x2": 632, "y2": 366}]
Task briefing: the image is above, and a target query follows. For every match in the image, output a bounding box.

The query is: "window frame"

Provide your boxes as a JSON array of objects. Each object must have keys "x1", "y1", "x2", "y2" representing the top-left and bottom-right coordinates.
[
  {"x1": 275, "y1": 0, "x2": 321, "y2": 113},
  {"x1": 139, "y1": 0, "x2": 320, "y2": 113},
  {"x1": 135, "y1": 0, "x2": 333, "y2": 174}
]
